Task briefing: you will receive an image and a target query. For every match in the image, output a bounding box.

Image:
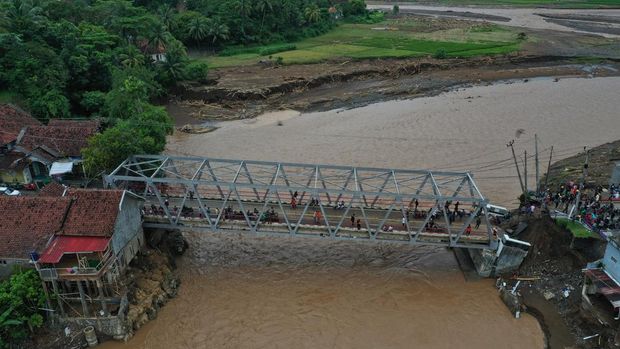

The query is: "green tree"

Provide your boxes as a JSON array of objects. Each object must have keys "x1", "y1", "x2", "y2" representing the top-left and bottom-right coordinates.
[
  {"x1": 28, "y1": 89, "x2": 70, "y2": 120},
  {"x1": 4, "y1": 0, "x2": 45, "y2": 37},
  {"x1": 0, "y1": 270, "x2": 46, "y2": 348},
  {"x1": 158, "y1": 41, "x2": 187, "y2": 85},
  {"x1": 146, "y1": 23, "x2": 169, "y2": 54},
  {"x1": 104, "y1": 75, "x2": 149, "y2": 119},
  {"x1": 232, "y1": 0, "x2": 252, "y2": 37},
  {"x1": 208, "y1": 20, "x2": 229, "y2": 46},
  {"x1": 157, "y1": 5, "x2": 175, "y2": 30},
  {"x1": 187, "y1": 15, "x2": 210, "y2": 44},
  {"x1": 82, "y1": 105, "x2": 172, "y2": 175},
  {"x1": 304, "y1": 4, "x2": 321, "y2": 24},
  {"x1": 254, "y1": 0, "x2": 272, "y2": 33}
]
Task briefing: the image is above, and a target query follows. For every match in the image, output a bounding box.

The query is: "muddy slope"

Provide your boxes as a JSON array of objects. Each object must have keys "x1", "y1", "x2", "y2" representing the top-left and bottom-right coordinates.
[
  {"x1": 543, "y1": 140, "x2": 620, "y2": 190},
  {"x1": 168, "y1": 56, "x2": 620, "y2": 125}
]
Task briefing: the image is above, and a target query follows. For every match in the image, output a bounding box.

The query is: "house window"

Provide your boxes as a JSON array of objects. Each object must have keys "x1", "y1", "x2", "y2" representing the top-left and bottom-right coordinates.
[{"x1": 612, "y1": 256, "x2": 618, "y2": 263}]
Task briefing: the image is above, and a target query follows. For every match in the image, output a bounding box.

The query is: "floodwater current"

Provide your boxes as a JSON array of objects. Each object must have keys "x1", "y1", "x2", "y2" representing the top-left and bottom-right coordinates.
[
  {"x1": 101, "y1": 233, "x2": 544, "y2": 349},
  {"x1": 103, "y1": 76, "x2": 620, "y2": 349}
]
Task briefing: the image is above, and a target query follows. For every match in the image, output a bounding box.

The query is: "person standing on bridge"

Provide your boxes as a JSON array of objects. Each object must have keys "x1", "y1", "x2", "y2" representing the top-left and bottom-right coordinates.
[
  {"x1": 475, "y1": 215, "x2": 481, "y2": 230},
  {"x1": 465, "y1": 224, "x2": 472, "y2": 236},
  {"x1": 357, "y1": 219, "x2": 361, "y2": 231},
  {"x1": 351, "y1": 213, "x2": 356, "y2": 227},
  {"x1": 314, "y1": 210, "x2": 322, "y2": 224},
  {"x1": 401, "y1": 216, "x2": 407, "y2": 229}
]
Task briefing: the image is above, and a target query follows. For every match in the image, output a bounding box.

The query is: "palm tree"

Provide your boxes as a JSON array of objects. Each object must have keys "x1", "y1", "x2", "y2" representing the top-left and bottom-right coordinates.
[
  {"x1": 6, "y1": 0, "x2": 44, "y2": 34},
  {"x1": 146, "y1": 24, "x2": 169, "y2": 54},
  {"x1": 187, "y1": 16, "x2": 209, "y2": 45},
  {"x1": 254, "y1": 0, "x2": 273, "y2": 33},
  {"x1": 233, "y1": 0, "x2": 252, "y2": 37},
  {"x1": 161, "y1": 48, "x2": 186, "y2": 83},
  {"x1": 157, "y1": 6, "x2": 176, "y2": 31},
  {"x1": 119, "y1": 46, "x2": 145, "y2": 67},
  {"x1": 208, "y1": 21, "x2": 229, "y2": 46},
  {"x1": 304, "y1": 4, "x2": 321, "y2": 24}
]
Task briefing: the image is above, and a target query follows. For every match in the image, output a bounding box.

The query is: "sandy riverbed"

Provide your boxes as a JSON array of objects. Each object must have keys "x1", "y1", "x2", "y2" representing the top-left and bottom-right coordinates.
[
  {"x1": 368, "y1": 4, "x2": 620, "y2": 38},
  {"x1": 168, "y1": 76, "x2": 620, "y2": 207}
]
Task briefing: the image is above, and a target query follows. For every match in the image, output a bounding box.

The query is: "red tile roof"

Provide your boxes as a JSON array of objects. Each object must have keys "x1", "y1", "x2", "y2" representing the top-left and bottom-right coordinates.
[
  {"x1": 39, "y1": 181, "x2": 67, "y2": 197},
  {"x1": 0, "y1": 152, "x2": 28, "y2": 171},
  {"x1": 0, "y1": 196, "x2": 72, "y2": 259},
  {"x1": 47, "y1": 119, "x2": 101, "y2": 130},
  {"x1": 38, "y1": 236, "x2": 110, "y2": 264},
  {"x1": 0, "y1": 104, "x2": 41, "y2": 146},
  {"x1": 18, "y1": 126, "x2": 97, "y2": 157},
  {"x1": 59, "y1": 189, "x2": 124, "y2": 237}
]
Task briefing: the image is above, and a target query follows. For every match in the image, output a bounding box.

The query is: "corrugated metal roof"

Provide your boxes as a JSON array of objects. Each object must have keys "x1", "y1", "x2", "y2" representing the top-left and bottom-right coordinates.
[{"x1": 38, "y1": 236, "x2": 110, "y2": 264}]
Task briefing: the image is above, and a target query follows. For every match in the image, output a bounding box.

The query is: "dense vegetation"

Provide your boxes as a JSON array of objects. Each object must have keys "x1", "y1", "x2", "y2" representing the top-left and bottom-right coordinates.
[
  {"x1": 0, "y1": 0, "x2": 367, "y2": 175},
  {"x1": 0, "y1": 270, "x2": 46, "y2": 349}
]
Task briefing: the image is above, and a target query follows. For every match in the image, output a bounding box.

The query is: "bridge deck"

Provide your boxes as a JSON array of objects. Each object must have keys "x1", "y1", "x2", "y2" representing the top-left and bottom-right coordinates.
[{"x1": 107, "y1": 155, "x2": 500, "y2": 249}]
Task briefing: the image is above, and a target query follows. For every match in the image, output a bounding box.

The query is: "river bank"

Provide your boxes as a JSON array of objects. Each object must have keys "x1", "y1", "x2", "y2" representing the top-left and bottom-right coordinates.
[{"x1": 168, "y1": 57, "x2": 620, "y2": 126}]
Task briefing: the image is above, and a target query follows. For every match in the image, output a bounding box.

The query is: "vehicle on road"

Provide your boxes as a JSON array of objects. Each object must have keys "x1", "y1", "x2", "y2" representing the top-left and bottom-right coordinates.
[{"x1": 0, "y1": 186, "x2": 21, "y2": 196}]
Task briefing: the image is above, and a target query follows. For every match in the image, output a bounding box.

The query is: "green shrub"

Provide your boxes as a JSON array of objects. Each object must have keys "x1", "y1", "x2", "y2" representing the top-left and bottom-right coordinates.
[
  {"x1": 259, "y1": 44, "x2": 297, "y2": 56},
  {"x1": 184, "y1": 61, "x2": 209, "y2": 82},
  {"x1": 392, "y1": 5, "x2": 399, "y2": 15},
  {"x1": 219, "y1": 47, "x2": 261, "y2": 56},
  {"x1": 433, "y1": 48, "x2": 447, "y2": 59}
]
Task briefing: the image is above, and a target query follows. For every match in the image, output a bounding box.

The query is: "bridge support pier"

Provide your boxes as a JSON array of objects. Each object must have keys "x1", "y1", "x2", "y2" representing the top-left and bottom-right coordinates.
[{"x1": 468, "y1": 243, "x2": 528, "y2": 277}]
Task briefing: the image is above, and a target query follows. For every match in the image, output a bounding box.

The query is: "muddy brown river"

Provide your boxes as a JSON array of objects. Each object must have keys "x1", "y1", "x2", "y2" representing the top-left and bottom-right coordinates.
[
  {"x1": 101, "y1": 234, "x2": 543, "y2": 349},
  {"x1": 104, "y1": 76, "x2": 620, "y2": 349}
]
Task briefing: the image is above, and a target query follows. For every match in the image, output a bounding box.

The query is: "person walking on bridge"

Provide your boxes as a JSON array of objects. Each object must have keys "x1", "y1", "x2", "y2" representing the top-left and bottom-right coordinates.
[
  {"x1": 313, "y1": 210, "x2": 322, "y2": 224},
  {"x1": 351, "y1": 213, "x2": 356, "y2": 227}
]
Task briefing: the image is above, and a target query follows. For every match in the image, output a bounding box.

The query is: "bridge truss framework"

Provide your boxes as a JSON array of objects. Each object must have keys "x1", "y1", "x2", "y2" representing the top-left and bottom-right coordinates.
[{"x1": 105, "y1": 155, "x2": 498, "y2": 249}]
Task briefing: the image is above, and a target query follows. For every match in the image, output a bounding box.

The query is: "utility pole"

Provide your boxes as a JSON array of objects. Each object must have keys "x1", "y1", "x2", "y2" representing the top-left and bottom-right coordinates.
[
  {"x1": 543, "y1": 146, "x2": 554, "y2": 192},
  {"x1": 524, "y1": 150, "x2": 528, "y2": 194},
  {"x1": 507, "y1": 140, "x2": 526, "y2": 198},
  {"x1": 535, "y1": 134, "x2": 540, "y2": 194},
  {"x1": 569, "y1": 147, "x2": 589, "y2": 219}
]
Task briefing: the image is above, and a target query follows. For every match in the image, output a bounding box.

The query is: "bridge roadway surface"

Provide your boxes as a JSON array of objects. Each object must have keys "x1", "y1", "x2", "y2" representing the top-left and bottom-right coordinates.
[{"x1": 142, "y1": 195, "x2": 495, "y2": 248}]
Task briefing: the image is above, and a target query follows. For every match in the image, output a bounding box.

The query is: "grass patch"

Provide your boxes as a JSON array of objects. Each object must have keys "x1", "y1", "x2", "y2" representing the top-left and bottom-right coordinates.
[
  {"x1": 555, "y1": 217, "x2": 594, "y2": 238},
  {"x1": 197, "y1": 18, "x2": 522, "y2": 68}
]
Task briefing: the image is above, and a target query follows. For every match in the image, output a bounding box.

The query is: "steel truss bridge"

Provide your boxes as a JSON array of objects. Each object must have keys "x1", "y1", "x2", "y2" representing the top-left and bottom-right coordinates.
[{"x1": 105, "y1": 155, "x2": 500, "y2": 250}]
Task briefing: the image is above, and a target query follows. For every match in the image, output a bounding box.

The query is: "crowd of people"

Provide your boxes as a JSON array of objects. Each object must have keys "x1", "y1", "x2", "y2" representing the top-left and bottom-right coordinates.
[{"x1": 542, "y1": 181, "x2": 620, "y2": 232}]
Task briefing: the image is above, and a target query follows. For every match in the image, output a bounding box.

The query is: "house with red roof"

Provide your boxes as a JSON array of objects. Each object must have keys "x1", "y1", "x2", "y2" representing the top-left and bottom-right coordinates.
[
  {"x1": 0, "y1": 196, "x2": 72, "y2": 278},
  {"x1": 0, "y1": 103, "x2": 100, "y2": 187},
  {"x1": 0, "y1": 187, "x2": 144, "y2": 321},
  {"x1": 35, "y1": 188, "x2": 145, "y2": 318}
]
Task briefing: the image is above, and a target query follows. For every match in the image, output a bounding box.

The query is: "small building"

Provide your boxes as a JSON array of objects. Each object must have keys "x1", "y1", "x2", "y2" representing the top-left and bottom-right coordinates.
[
  {"x1": 137, "y1": 39, "x2": 167, "y2": 62},
  {"x1": 8, "y1": 120, "x2": 100, "y2": 185},
  {"x1": 0, "y1": 104, "x2": 43, "y2": 185},
  {"x1": 0, "y1": 104, "x2": 41, "y2": 153},
  {"x1": 0, "y1": 196, "x2": 72, "y2": 278},
  {"x1": 0, "y1": 106, "x2": 100, "y2": 187},
  {"x1": 583, "y1": 234, "x2": 620, "y2": 319},
  {"x1": 36, "y1": 189, "x2": 145, "y2": 319}
]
